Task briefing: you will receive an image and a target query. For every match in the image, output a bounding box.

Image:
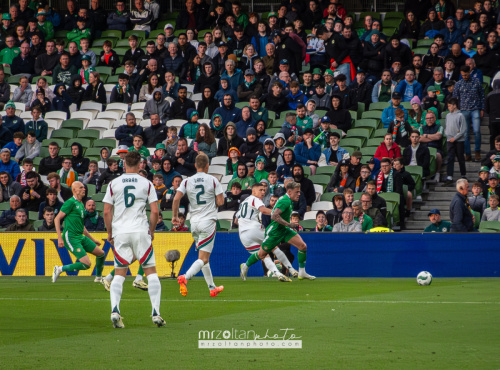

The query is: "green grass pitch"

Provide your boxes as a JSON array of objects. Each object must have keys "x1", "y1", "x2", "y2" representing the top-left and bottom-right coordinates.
[{"x1": 1, "y1": 277, "x2": 499, "y2": 369}]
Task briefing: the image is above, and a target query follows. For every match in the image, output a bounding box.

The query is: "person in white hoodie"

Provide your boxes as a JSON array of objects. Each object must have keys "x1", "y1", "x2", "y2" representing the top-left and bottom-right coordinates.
[{"x1": 444, "y1": 97, "x2": 467, "y2": 184}]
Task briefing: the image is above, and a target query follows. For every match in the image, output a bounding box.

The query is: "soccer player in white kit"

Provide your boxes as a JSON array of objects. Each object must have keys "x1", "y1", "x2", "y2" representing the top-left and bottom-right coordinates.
[
  {"x1": 173, "y1": 153, "x2": 225, "y2": 297},
  {"x1": 103, "y1": 151, "x2": 165, "y2": 328},
  {"x1": 237, "y1": 183, "x2": 292, "y2": 282}
]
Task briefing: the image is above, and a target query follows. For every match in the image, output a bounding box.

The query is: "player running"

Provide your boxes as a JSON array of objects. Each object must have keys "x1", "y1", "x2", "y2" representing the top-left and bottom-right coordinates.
[
  {"x1": 241, "y1": 181, "x2": 316, "y2": 280},
  {"x1": 52, "y1": 182, "x2": 105, "y2": 284},
  {"x1": 102, "y1": 151, "x2": 165, "y2": 328},
  {"x1": 173, "y1": 153, "x2": 225, "y2": 297},
  {"x1": 237, "y1": 183, "x2": 293, "y2": 282}
]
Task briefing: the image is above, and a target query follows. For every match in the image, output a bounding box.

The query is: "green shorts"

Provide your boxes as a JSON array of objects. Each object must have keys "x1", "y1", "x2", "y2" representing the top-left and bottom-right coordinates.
[
  {"x1": 63, "y1": 232, "x2": 96, "y2": 260},
  {"x1": 261, "y1": 226, "x2": 297, "y2": 253}
]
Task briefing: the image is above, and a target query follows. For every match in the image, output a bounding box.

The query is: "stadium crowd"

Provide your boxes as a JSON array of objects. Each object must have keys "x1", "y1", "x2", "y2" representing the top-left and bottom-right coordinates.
[{"x1": 0, "y1": 0, "x2": 499, "y2": 232}]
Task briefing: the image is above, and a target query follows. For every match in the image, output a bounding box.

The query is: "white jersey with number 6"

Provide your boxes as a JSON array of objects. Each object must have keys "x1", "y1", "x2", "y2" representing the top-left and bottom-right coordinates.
[
  {"x1": 237, "y1": 195, "x2": 265, "y2": 233},
  {"x1": 178, "y1": 172, "x2": 223, "y2": 223},
  {"x1": 103, "y1": 173, "x2": 158, "y2": 237}
]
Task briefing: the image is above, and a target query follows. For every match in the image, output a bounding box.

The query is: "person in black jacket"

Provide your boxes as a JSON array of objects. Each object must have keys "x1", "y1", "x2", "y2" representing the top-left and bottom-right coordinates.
[
  {"x1": 227, "y1": 25, "x2": 251, "y2": 58},
  {"x1": 196, "y1": 87, "x2": 219, "y2": 120},
  {"x1": 34, "y1": 40, "x2": 59, "y2": 76},
  {"x1": 168, "y1": 137, "x2": 197, "y2": 176},
  {"x1": 271, "y1": 30, "x2": 302, "y2": 77},
  {"x1": 326, "y1": 159, "x2": 356, "y2": 193},
  {"x1": 292, "y1": 163, "x2": 316, "y2": 209},
  {"x1": 397, "y1": 11, "x2": 421, "y2": 45},
  {"x1": 402, "y1": 130, "x2": 431, "y2": 177},
  {"x1": 259, "y1": 137, "x2": 280, "y2": 172},
  {"x1": 97, "y1": 158, "x2": 123, "y2": 192},
  {"x1": 317, "y1": 26, "x2": 350, "y2": 82},
  {"x1": 194, "y1": 62, "x2": 220, "y2": 94},
  {"x1": 67, "y1": 75, "x2": 85, "y2": 109},
  {"x1": 239, "y1": 127, "x2": 263, "y2": 163},
  {"x1": 39, "y1": 142, "x2": 63, "y2": 175},
  {"x1": 21, "y1": 171, "x2": 48, "y2": 212},
  {"x1": 449, "y1": 178, "x2": 474, "y2": 232},
  {"x1": 143, "y1": 114, "x2": 167, "y2": 148},
  {"x1": 393, "y1": 157, "x2": 416, "y2": 217},
  {"x1": 378, "y1": 157, "x2": 406, "y2": 228},
  {"x1": 0, "y1": 195, "x2": 21, "y2": 227},
  {"x1": 110, "y1": 73, "x2": 135, "y2": 105},
  {"x1": 70, "y1": 142, "x2": 89, "y2": 178},
  {"x1": 170, "y1": 86, "x2": 196, "y2": 120},
  {"x1": 325, "y1": 94, "x2": 351, "y2": 133},
  {"x1": 366, "y1": 180, "x2": 387, "y2": 217},
  {"x1": 83, "y1": 71, "x2": 106, "y2": 108},
  {"x1": 217, "y1": 121, "x2": 245, "y2": 156},
  {"x1": 485, "y1": 80, "x2": 500, "y2": 150},
  {"x1": 362, "y1": 30, "x2": 386, "y2": 79},
  {"x1": 97, "y1": 40, "x2": 121, "y2": 72},
  {"x1": 385, "y1": 37, "x2": 413, "y2": 69},
  {"x1": 176, "y1": 0, "x2": 205, "y2": 30},
  {"x1": 260, "y1": 81, "x2": 288, "y2": 116},
  {"x1": 115, "y1": 113, "x2": 144, "y2": 147},
  {"x1": 349, "y1": 69, "x2": 373, "y2": 110},
  {"x1": 302, "y1": 0, "x2": 323, "y2": 29},
  {"x1": 84, "y1": 199, "x2": 105, "y2": 231},
  {"x1": 342, "y1": 27, "x2": 363, "y2": 67},
  {"x1": 11, "y1": 42, "x2": 35, "y2": 76}
]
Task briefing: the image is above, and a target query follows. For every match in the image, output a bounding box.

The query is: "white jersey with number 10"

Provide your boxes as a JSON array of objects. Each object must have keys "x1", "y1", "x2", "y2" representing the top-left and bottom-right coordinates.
[
  {"x1": 237, "y1": 195, "x2": 265, "y2": 233},
  {"x1": 178, "y1": 172, "x2": 223, "y2": 223},
  {"x1": 102, "y1": 173, "x2": 158, "y2": 237}
]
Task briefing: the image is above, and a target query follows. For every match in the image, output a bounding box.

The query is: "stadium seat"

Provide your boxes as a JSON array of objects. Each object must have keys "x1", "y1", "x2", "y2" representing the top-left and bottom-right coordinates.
[
  {"x1": 412, "y1": 47, "x2": 429, "y2": 55},
  {"x1": 80, "y1": 101, "x2": 104, "y2": 116},
  {"x1": 479, "y1": 221, "x2": 500, "y2": 232},
  {"x1": 106, "y1": 103, "x2": 129, "y2": 115},
  {"x1": 54, "y1": 30, "x2": 68, "y2": 38},
  {"x1": 102, "y1": 129, "x2": 117, "y2": 139},
  {"x1": 77, "y1": 129, "x2": 100, "y2": 141},
  {"x1": 33, "y1": 220, "x2": 44, "y2": 229},
  {"x1": 87, "y1": 119, "x2": 111, "y2": 134},
  {"x1": 59, "y1": 147, "x2": 76, "y2": 157},
  {"x1": 210, "y1": 156, "x2": 227, "y2": 166},
  {"x1": 221, "y1": 175, "x2": 233, "y2": 184},
  {"x1": 70, "y1": 111, "x2": 94, "y2": 125},
  {"x1": 29, "y1": 211, "x2": 38, "y2": 221},
  {"x1": 316, "y1": 166, "x2": 336, "y2": 175},
  {"x1": 97, "y1": 111, "x2": 121, "y2": 122},
  {"x1": 0, "y1": 202, "x2": 10, "y2": 211},
  {"x1": 217, "y1": 211, "x2": 235, "y2": 221},
  {"x1": 361, "y1": 111, "x2": 383, "y2": 120},
  {"x1": 346, "y1": 128, "x2": 371, "y2": 141},
  {"x1": 70, "y1": 138, "x2": 93, "y2": 149},
  {"x1": 85, "y1": 147, "x2": 104, "y2": 159},
  {"x1": 311, "y1": 201, "x2": 333, "y2": 211},
  {"x1": 125, "y1": 30, "x2": 146, "y2": 39},
  {"x1": 101, "y1": 30, "x2": 122, "y2": 39},
  {"x1": 303, "y1": 211, "x2": 317, "y2": 220},
  {"x1": 93, "y1": 38, "x2": 116, "y2": 48},
  {"x1": 405, "y1": 166, "x2": 423, "y2": 195},
  {"x1": 131, "y1": 102, "x2": 146, "y2": 111},
  {"x1": 373, "y1": 128, "x2": 388, "y2": 138},
  {"x1": 384, "y1": 11, "x2": 404, "y2": 19},
  {"x1": 94, "y1": 202, "x2": 104, "y2": 212},
  {"x1": 360, "y1": 146, "x2": 377, "y2": 157},
  {"x1": 299, "y1": 219, "x2": 317, "y2": 229},
  {"x1": 45, "y1": 111, "x2": 66, "y2": 126},
  {"x1": 217, "y1": 220, "x2": 232, "y2": 231},
  {"x1": 340, "y1": 138, "x2": 363, "y2": 150},
  {"x1": 42, "y1": 138, "x2": 64, "y2": 148},
  {"x1": 61, "y1": 119, "x2": 84, "y2": 132},
  {"x1": 369, "y1": 102, "x2": 389, "y2": 111},
  {"x1": 307, "y1": 175, "x2": 330, "y2": 189},
  {"x1": 353, "y1": 118, "x2": 379, "y2": 131},
  {"x1": 50, "y1": 129, "x2": 75, "y2": 143},
  {"x1": 417, "y1": 39, "x2": 435, "y2": 47}
]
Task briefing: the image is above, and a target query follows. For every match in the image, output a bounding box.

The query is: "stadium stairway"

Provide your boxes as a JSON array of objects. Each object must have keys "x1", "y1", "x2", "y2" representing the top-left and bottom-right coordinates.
[{"x1": 402, "y1": 116, "x2": 490, "y2": 232}]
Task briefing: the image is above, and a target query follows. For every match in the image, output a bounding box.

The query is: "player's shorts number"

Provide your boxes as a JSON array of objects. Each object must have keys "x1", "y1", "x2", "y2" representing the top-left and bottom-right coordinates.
[
  {"x1": 195, "y1": 184, "x2": 206, "y2": 205},
  {"x1": 239, "y1": 202, "x2": 254, "y2": 219},
  {"x1": 124, "y1": 185, "x2": 136, "y2": 208}
]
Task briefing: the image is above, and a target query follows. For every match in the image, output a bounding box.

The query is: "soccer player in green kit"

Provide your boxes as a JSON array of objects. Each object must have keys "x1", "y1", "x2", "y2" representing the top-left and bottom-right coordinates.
[
  {"x1": 241, "y1": 181, "x2": 316, "y2": 280},
  {"x1": 52, "y1": 181, "x2": 106, "y2": 283}
]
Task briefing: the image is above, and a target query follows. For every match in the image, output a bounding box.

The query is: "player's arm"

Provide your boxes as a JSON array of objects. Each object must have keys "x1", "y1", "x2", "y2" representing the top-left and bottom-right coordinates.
[
  {"x1": 215, "y1": 193, "x2": 224, "y2": 207},
  {"x1": 171, "y1": 189, "x2": 185, "y2": 225},
  {"x1": 83, "y1": 227, "x2": 101, "y2": 246},
  {"x1": 258, "y1": 206, "x2": 272, "y2": 216},
  {"x1": 271, "y1": 207, "x2": 295, "y2": 228},
  {"x1": 103, "y1": 203, "x2": 114, "y2": 244},
  {"x1": 149, "y1": 201, "x2": 159, "y2": 240},
  {"x1": 54, "y1": 211, "x2": 66, "y2": 248}
]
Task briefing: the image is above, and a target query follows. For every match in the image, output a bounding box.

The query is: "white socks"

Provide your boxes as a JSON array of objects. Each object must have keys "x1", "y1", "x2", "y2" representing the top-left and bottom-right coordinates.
[
  {"x1": 273, "y1": 249, "x2": 292, "y2": 269},
  {"x1": 185, "y1": 259, "x2": 204, "y2": 280},
  {"x1": 110, "y1": 275, "x2": 125, "y2": 314},
  {"x1": 264, "y1": 256, "x2": 280, "y2": 275},
  {"x1": 134, "y1": 274, "x2": 143, "y2": 282},
  {"x1": 201, "y1": 263, "x2": 215, "y2": 290},
  {"x1": 105, "y1": 273, "x2": 113, "y2": 282},
  {"x1": 147, "y1": 273, "x2": 161, "y2": 316}
]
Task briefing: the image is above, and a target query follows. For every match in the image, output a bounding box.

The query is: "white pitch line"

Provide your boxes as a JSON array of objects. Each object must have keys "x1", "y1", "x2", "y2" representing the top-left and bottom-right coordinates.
[{"x1": 0, "y1": 297, "x2": 499, "y2": 304}]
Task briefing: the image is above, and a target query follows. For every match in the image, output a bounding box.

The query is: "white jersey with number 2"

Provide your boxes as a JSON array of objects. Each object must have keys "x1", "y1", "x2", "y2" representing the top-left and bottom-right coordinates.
[
  {"x1": 178, "y1": 172, "x2": 223, "y2": 223},
  {"x1": 237, "y1": 195, "x2": 265, "y2": 233},
  {"x1": 103, "y1": 173, "x2": 158, "y2": 237}
]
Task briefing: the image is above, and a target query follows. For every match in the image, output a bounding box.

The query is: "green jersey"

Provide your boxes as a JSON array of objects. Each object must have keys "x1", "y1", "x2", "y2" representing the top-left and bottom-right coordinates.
[
  {"x1": 424, "y1": 221, "x2": 451, "y2": 232},
  {"x1": 297, "y1": 116, "x2": 313, "y2": 130},
  {"x1": 267, "y1": 194, "x2": 293, "y2": 233},
  {"x1": 355, "y1": 214, "x2": 373, "y2": 232},
  {"x1": 60, "y1": 196, "x2": 86, "y2": 237}
]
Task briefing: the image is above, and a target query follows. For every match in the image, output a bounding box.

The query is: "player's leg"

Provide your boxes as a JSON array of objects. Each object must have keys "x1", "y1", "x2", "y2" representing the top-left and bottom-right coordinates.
[
  {"x1": 52, "y1": 238, "x2": 91, "y2": 283},
  {"x1": 262, "y1": 255, "x2": 291, "y2": 282},
  {"x1": 272, "y1": 246, "x2": 298, "y2": 278},
  {"x1": 286, "y1": 233, "x2": 316, "y2": 280},
  {"x1": 242, "y1": 227, "x2": 280, "y2": 273},
  {"x1": 132, "y1": 264, "x2": 148, "y2": 291},
  {"x1": 110, "y1": 267, "x2": 127, "y2": 328},
  {"x1": 87, "y1": 239, "x2": 107, "y2": 284},
  {"x1": 142, "y1": 265, "x2": 165, "y2": 327}
]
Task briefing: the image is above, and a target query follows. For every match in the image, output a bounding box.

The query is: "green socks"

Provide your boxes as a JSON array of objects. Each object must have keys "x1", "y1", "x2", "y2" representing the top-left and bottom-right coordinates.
[
  {"x1": 298, "y1": 250, "x2": 307, "y2": 268},
  {"x1": 246, "y1": 252, "x2": 261, "y2": 267},
  {"x1": 137, "y1": 265, "x2": 144, "y2": 276},
  {"x1": 62, "y1": 261, "x2": 90, "y2": 272},
  {"x1": 110, "y1": 269, "x2": 115, "y2": 277},
  {"x1": 95, "y1": 253, "x2": 105, "y2": 277}
]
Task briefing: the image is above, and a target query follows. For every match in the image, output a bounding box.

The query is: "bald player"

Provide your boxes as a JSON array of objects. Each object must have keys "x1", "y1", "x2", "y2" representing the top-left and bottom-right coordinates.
[{"x1": 52, "y1": 181, "x2": 106, "y2": 284}]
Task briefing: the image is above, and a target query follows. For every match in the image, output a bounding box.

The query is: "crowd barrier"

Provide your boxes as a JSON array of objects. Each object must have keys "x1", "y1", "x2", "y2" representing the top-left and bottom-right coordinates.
[{"x1": 0, "y1": 233, "x2": 498, "y2": 277}]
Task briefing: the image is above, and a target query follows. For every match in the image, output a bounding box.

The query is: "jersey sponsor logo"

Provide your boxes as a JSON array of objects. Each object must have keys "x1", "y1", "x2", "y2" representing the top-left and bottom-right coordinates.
[{"x1": 122, "y1": 177, "x2": 138, "y2": 183}]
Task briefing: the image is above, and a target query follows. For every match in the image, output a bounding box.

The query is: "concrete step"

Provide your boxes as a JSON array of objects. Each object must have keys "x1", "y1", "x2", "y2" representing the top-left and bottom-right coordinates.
[
  {"x1": 426, "y1": 192, "x2": 455, "y2": 201},
  {"x1": 404, "y1": 221, "x2": 429, "y2": 230},
  {"x1": 420, "y1": 203, "x2": 452, "y2": 211},
  {"x1": 411, "y1": 211, "x2": 450, "y2": 221}
]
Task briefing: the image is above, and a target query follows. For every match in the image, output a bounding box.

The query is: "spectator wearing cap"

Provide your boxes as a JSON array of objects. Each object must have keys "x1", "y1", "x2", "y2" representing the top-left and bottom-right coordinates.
[
  {"x1": 292, "y1": 164, "x2": 315, "y2": 209},
  {"x1": 212, "y1": 41, "x2": 229, "y2": 75},
  {"x1": 453, "y1": 65, "x2": 485, "y2": 162},
  {"x1": 490, "y1": 155, "x2": 500, "y2": 177},
  {"x1": 318, "y1": 131, "x2": 349, "y2": 167},
  {"x1": 237, "y1": 69, "x2": 263, "y2": 101},
  {"x1": 381, "y1": 92, "x2": 408, "y2": 127},
  {"x1": 77, "y1": 54, "x2": 95, "y2": 85},
  {"x1": 450, "y1": 178, "x2": 474, "y2": 232},
  {"x1": 254, "y1": 156, "x2": 269, "y2": 183},
  {"x1": 372, "y1": 69, "x2": 398, "y2": 103},
  {"x1": 485, "y1": 173, "x2": 500, "y2": 201},
  {"x1": 387, "y1": 108, "x2": 413, "y2": 148},
  {"x1": 294, "y1": 128, "x2": 321, "y2": 175},
  {"x1": 422, "y1": 86, "x2": 442, "y2": 117},
  {"x1": 227, "y1": 24, "x2": 250, "y2": 58},
  {"x1": 402, "y1": 130, "x2": 431, "y2": 178},
  {"x1": 239, "y1": 127, "x2": 262, "y2": 163},
  {"x1": 269, "y1": 59, "x2": 299, "y2": 88},
  {"x1": 477, "y1": 166, "x2": 491, "y2": 196},
  {"x1": 424, "y1": 209, "x2": 451, "y2": 232},
  {"x1": 325, "y1": 94, "x2": 352, "y2": 133},
  {"x1": 349, "y1": 69, "x2": 373, "y2": 110},
  {"x1": 327, "y1": 158, "x2": 355, "y2": 193},
  {"x1": 323, "y1": 69, "x2": 335, "y2": 95},
  {"x1": 110, "y1": 73, "x2": 135, "y2": 105},
  {"x1": 0, "y1": 148, "x2": 20, "y2": 180},
  {"x1": 271, "y1": 30, "x2": 302, "y2": 77},
  {"x1": 67, "y1": 16, "x2": 91, "y2": 44}
]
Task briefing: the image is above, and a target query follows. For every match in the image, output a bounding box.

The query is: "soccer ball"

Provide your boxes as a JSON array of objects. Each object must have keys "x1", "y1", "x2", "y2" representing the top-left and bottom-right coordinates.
[{"x1": 416, "y1": 271, "x2": 433, "y2": 286}]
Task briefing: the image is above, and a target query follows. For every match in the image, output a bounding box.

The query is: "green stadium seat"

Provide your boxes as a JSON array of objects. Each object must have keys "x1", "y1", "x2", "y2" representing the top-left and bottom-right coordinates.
[
  {"x1": 235, "y1": 102, "x2": 248, "y2": 109},
  {"x1": 85, "y1": 147, "x2": 104, "y2": 159},
  {"x1": 33, "y1": 157, "x2": 42, "y2": 167},
  {"x1": 340, "y1": 138, "x2": 363, "y2": 150},
  {"x1": 94, "y1": 202, "x2": 104, "y2": 212},
  {"x1": 353, "y1": 119, "x2": 379, "y2": 131},
  {"x1": 384, "y1": 11, "x2": 404, "y2": 19},
  {"x1": 315, "y1": 110, "x2": 328, "y2": 117},
  {"x1": 29, "y1": 211, "x2": 38, "y2": 221},
  {"x1": 32, "y1": 75, "x2": 52, "y2": 85},
  {"x1": 266, "y1": 128, "x2": 280, "y2": 137},
  {"x1": 366, "y1": 137, "x2": 382, "y2": 147},
  {"x1": 379, "y1": 192, "x2": 401, "y2": 224},
  {"x1": 90, "y1": 47, "x2": 103, "y2": 55},
  {"x1": 39, "y1": 147, "x2": 49, "y2": 158},
  {"x1": 302, "y1": 166, "x2": 311, "y2": 177},
  {"x1": 162, "y1": 211, "x2": 173, "y2": 220},
  {"x1": 369, "y1": 102, "x2": 390, "y2": 111},
  {"x1": 77, "y1": 129, "x2": 100, "y2": 140},
  {"x1": 362, "y1": 111, "x2": 383, "y2": 120},
  {"x1": 197, "y1": 29, "x2": 212, "y2": 41},
  {"x1": 360, "y1": 146, "x2": 377, "y2": 157},
  {"x1": 299, "y1": 220, "x2": 317, "y2": 230},
  {"x1": 0, "y1": 202, "x2": 10, "y2": 211},
  {"x1": 114, "y1": 47, "x2": 128, "y2": 57},
  {"x1": 100, "y1": 184, "x2": 108, "y2": 193},
  {"x1": 174, "y1": 29, "x2": 186, "y2": 37},
  {"x1": 93, "y1": 38, "x2": 116, "y2": 48},
  {"x1": 479, "y1": 221, "x2": 500, "y2": 232},
  {"x1": 401, "y1": 101, "x2": 412, "y2": 110},
  {"x1": 405, "y1": 165, "x2": 423, "y2": 195},
  {"x1": 86, "y1": 184, "x2": 96, "y2": 196},
  {"x1": 428, "y1": 147, "x2": 437, "y2": 176},
  {"x1": 92, "y1": 193, "x2": 105, "y2": 202},
  {"x1": 346, "y1": 128, "x2": 371, "y2": 142},
  {"x1": 95, "y1": 66, "x2": 114, "y2": 76},
  {"x1": 316, "y1": 166, "x2": 336, "y2": 175},
  {"x1": 93, "y1": 139, "x2": 117, "y2": 149},
  {"x1": 374, "y1": 128, "x2": 388, "y2": 138},
  {"x1": 59, "y1": 147, "x2": 78, "y2": 157},
  {"x1": 307, "y1": 175, "x2": 331, "y2": 189},
  {"x1": 383, "y1": 19, "x2": 401, "y2": 29},
  {"x1": 42, "y1": 138, "x2": 65, "y2": 148},
  {"x1": 69, "y1": 138, "x2": 93, "y2": 149},
  {"x1": 412, "y1": 47, "x2": 429, "y2": 55},
  {"x1": 125, "y1": 30, "x2": 146, "y2": 39},
  {"x1": 50, "y1": 129, "x2": 75, "y2": 143},
  {"x1": 217, "y1": 220, "x2": 232, "y2": 231},
  {"x1": 417, "y1": 39, "x2": 435, "y2": 47},
  {"x1": 33, "y1": 220, "x2": 44, "y2": 230},
  {"x1": 54, "y1": 30, "x2": 69, "y2": 38},
  {"x1": 115, "y1": 39, "x2": 132, "y2": 48},
  {"x1": 61, "y1": 119, "x2": 84, "y2": 132},
  {"x1": 102, "y1": 30, "x2": 122, "y2": 39}
]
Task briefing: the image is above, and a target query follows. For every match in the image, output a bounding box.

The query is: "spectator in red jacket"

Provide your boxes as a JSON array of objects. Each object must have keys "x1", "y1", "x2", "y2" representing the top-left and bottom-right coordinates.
[{"x1": 374, "y1": 133, "x2": 402, "y2": 160}]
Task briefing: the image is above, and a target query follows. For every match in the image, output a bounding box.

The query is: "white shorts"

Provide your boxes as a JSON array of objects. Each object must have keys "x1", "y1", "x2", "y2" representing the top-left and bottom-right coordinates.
[
  {"x1": 239, "y1": 229, "x2": 265, "y2": 254},
  {"x1": 191, "y1": 219, "x2": 216, "y2": 253},
  {"x1": 113, "y1": 232, "x2": 156, "y2": 268}
]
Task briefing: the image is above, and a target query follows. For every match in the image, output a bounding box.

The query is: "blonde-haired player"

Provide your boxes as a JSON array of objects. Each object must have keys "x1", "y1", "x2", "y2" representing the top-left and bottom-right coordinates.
[
  {"x1": 103, "y1": 151, "x2": 165, "y2": 328},
  {"x1": 237, "y1": 183, "x2": 292, "y2": 282},
  {"x1": 173, "y1": 153, "x2": 225, "y2": 297}
]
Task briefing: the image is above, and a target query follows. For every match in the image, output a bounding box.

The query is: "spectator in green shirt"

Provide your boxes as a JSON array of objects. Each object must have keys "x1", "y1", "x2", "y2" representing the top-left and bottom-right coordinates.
[
  {"x1": 424, "y1": 208, "x2": 451, "y2": 232},
  {"x1": 0, "y1": 36, "x2": 20, "y2": 66},
  {"x1": 352, "y1": 200, "x2": 373, "y2": 231},
  {"x1": 128, "y1": 135, "x2": 150, "y2": 158}
]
